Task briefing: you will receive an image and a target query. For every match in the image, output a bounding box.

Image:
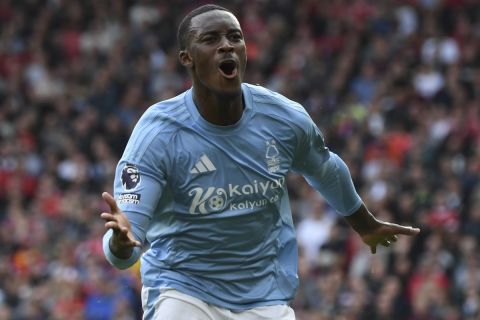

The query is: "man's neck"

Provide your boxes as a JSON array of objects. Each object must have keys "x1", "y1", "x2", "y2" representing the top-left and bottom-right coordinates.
[{"x1": 192, "y1": 87, "x2": 244, "y2": 126}]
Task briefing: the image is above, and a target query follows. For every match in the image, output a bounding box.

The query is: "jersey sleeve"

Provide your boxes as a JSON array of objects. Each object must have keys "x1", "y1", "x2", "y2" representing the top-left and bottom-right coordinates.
[
  {"x1": 103, "y1": 117, "x2": 169, "y2": 269},
  {"x1": 292, "y1": 114, "x2": 362, "y2": 216}
]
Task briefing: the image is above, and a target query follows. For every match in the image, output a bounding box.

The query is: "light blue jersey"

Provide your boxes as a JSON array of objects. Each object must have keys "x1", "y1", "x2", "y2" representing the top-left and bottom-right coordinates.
[{"x1": 103, "y1": 83, "x2": 362, "y2": 311}]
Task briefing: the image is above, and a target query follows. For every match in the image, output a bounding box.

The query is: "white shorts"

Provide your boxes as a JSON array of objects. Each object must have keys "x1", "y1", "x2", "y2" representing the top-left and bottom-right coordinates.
[{"x1": 141, "y1": 287, "x2": 296, "y2": 320}]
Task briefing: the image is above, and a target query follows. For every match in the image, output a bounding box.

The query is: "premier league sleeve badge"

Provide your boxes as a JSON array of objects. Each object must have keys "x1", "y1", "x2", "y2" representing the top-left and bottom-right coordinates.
[{"x1": 121, "y1": 163, "x2": 141, "y2": 190}]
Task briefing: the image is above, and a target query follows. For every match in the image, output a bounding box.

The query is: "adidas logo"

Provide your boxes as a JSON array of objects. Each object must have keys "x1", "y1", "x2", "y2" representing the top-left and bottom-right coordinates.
[{"x1": 190, "y1": 155, "x2": 216, "y2": 174}]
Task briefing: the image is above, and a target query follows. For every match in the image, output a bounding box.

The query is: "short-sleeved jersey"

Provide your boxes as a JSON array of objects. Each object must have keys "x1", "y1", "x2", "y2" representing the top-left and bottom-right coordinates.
[{"x1": 107, "y1": 83, "x2": 361, "y2": 310}]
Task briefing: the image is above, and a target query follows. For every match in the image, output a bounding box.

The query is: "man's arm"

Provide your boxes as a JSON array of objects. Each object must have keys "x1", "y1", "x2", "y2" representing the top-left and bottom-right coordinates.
[
  {"x1": 297, "y1": 150, "x2": 420, "y2": 254},
  {"x1": 292, "y1": 112, "x2": 420, "y2": 252},
  {"x1": 100, "y1": 107, "x2": 171, "y2": 268}
]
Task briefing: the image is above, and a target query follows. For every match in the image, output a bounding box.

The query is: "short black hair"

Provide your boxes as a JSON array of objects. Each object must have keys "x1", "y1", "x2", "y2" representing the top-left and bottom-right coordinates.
[{"x1": 177, "y1": 4, "x2": 233, "y2": 50}]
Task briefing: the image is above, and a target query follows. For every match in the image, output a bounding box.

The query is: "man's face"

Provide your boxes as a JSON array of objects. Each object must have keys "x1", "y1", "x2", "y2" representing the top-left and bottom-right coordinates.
[{"x1": 181, "y1": 10, "x2": 247, "y2": 95}]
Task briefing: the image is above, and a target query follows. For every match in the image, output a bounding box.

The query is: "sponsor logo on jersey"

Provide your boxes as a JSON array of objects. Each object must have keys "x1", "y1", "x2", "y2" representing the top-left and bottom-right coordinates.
[
  {"x1": 190, "y1": 154, "x2": 216, "y2": 174},
  {"x1": 266, "y1": 139, "x2": 280, "y2": 173},
  {"x1": 121, "y1": 163, "x2": 141, "y2": 190},
  {"x1": 188, "y1": 177, "x2": 285, "y2": 214},
  {"x1": 118, "y1": 193, "x2": 141, "y2": 205}
]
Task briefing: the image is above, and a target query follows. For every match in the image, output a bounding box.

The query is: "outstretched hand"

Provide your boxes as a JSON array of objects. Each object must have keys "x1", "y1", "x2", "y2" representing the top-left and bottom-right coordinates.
[
  {"x1": 359, "y1": 221, "x2": 420, "y2": 254},
  {"x1": 345, "y1": 204, "x2": 420, "y2": 254},
  {"x1": 100, "y1": 192, "x2": 141, "y2": 257}
]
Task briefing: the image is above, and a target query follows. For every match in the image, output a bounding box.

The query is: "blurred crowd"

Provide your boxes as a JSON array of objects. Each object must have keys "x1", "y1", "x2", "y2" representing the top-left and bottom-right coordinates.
[{"x1": 0, "y1": 0, "x2": 479, "y2": 319}]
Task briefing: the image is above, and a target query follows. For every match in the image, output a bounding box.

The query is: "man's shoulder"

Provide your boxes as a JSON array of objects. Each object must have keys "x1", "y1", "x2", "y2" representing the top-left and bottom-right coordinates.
[
  {"x1": 243, "y1": 83, "x2": 288, "y2": 103},
  {"x1": 144, "y1": 91, "x2": 190, "y2": 120},
  {"x1": 243, "y1": 83, "x2": 310, "y2": 121},
  {"x1": 127, "y1": 91, "x2": 191, "y2": 148},
  {"x1": 134, "y1": 91, "x2": 192, "y2": 132}
]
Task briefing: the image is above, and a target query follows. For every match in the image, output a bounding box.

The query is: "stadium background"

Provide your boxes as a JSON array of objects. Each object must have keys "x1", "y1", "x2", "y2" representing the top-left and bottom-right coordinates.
[{"x1": 0, "y1": 0, "x2": 479, "y2": 319}]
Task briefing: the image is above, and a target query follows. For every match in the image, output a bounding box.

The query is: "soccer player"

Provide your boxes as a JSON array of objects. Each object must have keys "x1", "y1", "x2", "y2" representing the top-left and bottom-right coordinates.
[{"x1": 100, "y1": 4, "x2": 420, "y2": 320}]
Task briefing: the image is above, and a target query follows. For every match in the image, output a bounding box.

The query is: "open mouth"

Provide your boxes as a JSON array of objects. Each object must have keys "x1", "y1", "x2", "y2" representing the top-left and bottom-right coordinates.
[{"x1": 218, "y1": 60, "x2": 238, "y2": 79}]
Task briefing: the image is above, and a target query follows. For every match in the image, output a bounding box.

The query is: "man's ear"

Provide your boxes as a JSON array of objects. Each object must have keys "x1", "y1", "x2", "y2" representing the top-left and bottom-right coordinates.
[{"x1": 179, "y1": 50, "x2": 193, "y2": 68}]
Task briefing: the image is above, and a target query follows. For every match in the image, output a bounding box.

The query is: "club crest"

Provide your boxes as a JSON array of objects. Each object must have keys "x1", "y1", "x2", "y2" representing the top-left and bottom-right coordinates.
[{"x1": 265, "y1": 139, "x2": 280, "y2": 173}]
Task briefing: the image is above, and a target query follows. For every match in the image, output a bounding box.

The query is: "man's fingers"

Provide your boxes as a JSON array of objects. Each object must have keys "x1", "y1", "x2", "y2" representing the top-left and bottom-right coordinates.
[
  {"x1": 389, "y1": 235, "x2": 398, "y2": 242},
  {"x1": 121, "y1": 229, "x2": 142, "y2": 247},
  {"x1": 125, "y1": 236, "x2": 142, "y2": 247},
  {"x1": 364, "y1": 224, "x2": 419, "y2": 254},
  {"x1": 395, "y1": 226, "x2": 421, "y2": 236},
  {"x1": 102, "y1": 192, "x2": 119, "y2": 214},
  {"x1": 106, "y1": 225, "x2": 141, "y2": 247},
  {"x1": 105, "y1": 221, "x2": 121, "y2": 231},
  {"x1": 114, "y1": 227, "x2": 130, "y2": 240},
  {"x1": 105, "y1": 223, "x2": 130, "y2": 237},
  {"x1": 382, "y1": 223, "x2": 420, "y2": 236},
  {"x1": 100, "y1": 212, "x2": 116, "y2": 221}
]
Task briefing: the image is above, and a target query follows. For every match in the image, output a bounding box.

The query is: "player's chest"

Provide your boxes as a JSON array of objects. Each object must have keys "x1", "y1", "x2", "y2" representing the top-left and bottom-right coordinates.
[{"x1": 167, "y1": 130, "x2": 295, "y2": 214}]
